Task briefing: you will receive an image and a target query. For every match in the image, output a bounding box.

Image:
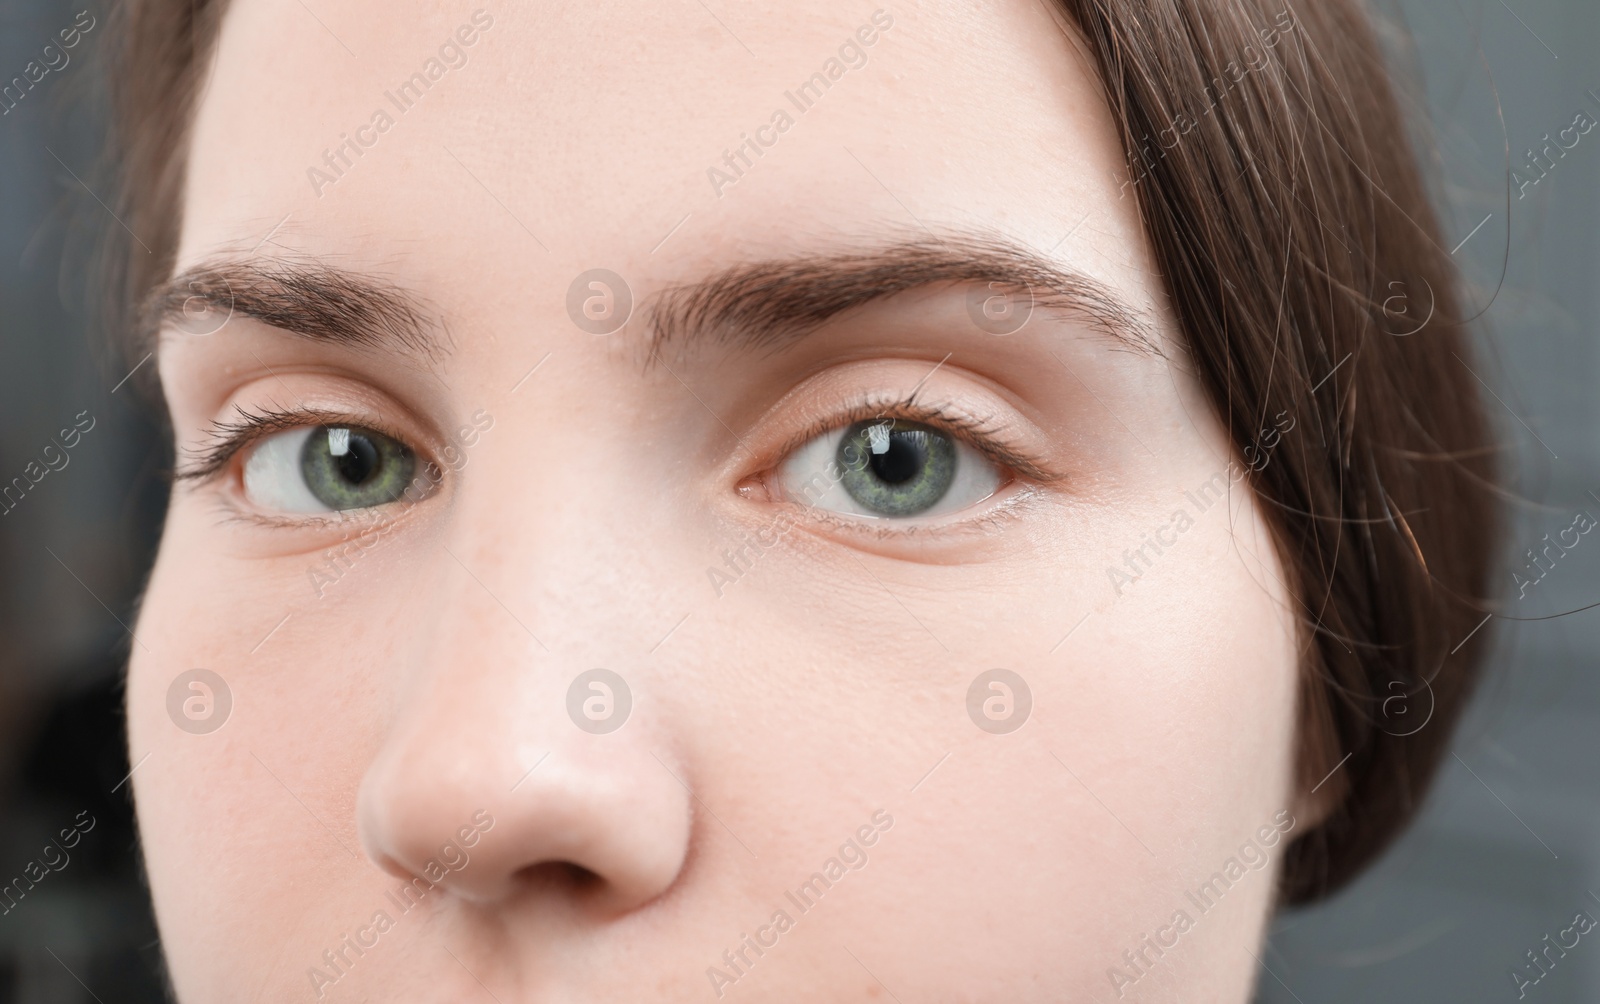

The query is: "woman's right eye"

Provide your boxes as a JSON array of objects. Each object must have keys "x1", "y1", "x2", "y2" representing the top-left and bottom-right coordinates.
[{"x1": 241, "y1": 424, "x2": 420, "y2": 513}]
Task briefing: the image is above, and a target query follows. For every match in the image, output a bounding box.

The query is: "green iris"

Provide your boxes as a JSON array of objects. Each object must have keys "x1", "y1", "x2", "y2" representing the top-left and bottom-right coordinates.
[
  {"x1": 836, "y1": 419, "x2": 957, "y2": 516},
  {"x1": 299, "y1": 425, "x2": 415, "y2": 510}
]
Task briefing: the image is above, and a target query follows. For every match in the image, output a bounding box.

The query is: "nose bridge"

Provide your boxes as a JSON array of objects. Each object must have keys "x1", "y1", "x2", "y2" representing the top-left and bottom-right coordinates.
[
  {"x1": 444, "y1": 387, "x2": 690, "y2": 655},
  {"x1": 397, "y1": 557, "x2": 557, "y2": 776},
  {"x1": 369, "y1": 391, "x2": 657, "y2": 793}
]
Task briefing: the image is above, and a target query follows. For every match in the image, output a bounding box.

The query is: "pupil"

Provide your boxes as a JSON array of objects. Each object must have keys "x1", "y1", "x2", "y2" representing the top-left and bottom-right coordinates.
[
  {"x1": 333, "y1": 434, "x2": 380, "y2": 485},
  {"x1": 835, "y1": 420, "x2": 955, "y2": 517},
  {"x1": 869, "y1": 434, "x2": 925, "y2": 484}
]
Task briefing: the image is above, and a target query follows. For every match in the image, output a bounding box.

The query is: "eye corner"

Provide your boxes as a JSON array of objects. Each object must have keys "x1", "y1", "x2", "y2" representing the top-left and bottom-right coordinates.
[{"x1": 734, "y1": 473, "x2": 775, "y2": 503}]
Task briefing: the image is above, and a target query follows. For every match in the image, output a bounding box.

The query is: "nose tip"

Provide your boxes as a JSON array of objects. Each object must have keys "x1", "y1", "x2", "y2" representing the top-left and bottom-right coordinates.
[
  {"x1": 357, "y1": 737, "x2": 692, "y2": 916},
  {"x1": 353, "y1": 532, "x2": 696, "y2": 919}
]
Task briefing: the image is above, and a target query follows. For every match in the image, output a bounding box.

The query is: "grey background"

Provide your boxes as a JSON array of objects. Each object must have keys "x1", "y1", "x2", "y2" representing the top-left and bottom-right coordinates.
[{"x1": 0, "y1": 0, "x2": 1594, "y2": 1001}]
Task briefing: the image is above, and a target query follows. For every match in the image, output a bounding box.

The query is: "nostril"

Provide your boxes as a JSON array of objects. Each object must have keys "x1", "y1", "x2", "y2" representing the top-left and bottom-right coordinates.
[
  {"x1": 369, "y1": 850, "x2": 415, "y2": 883},
  {"x1": 561, "y1": 862, "x2": 601, "y2": 887},
  {"x1": 358, "y1": 735, "x2": 692, "y2": 917},
  {"x1": 510, "y1": 860, "x2": 604, "y2": 899}
]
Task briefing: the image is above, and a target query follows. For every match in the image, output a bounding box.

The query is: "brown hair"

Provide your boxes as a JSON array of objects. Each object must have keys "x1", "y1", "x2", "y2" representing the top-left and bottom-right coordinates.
[{"x1": 108, "y1": 0, "x2": 1500, "y2": 904}]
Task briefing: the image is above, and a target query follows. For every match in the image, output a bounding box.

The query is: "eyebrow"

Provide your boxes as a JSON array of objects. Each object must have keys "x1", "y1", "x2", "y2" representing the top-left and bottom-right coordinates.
[
  {"x1": 148, "y1": 232, "x2": 1157, "y2": 365},
  {"x1": 147, "y1": 256, "x2": 443, "y2": 361},
  {"x1": 647, "y1": 231, "x2": 1160, "y2": 362}
]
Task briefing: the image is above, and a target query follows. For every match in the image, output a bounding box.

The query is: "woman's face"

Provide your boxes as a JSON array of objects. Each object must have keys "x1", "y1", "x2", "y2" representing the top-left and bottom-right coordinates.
[{"x1": 128, "y1": 0, "x2": 1304, "y2": 1000}]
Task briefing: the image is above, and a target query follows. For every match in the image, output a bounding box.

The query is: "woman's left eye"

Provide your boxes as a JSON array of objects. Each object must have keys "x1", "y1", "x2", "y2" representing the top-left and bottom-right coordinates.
[
  {"x1": 241, "y1": 424, "x2": 419, "y2": 513},
  {"x1": 773, "y1": 418, "x2": 1005, "y2": 519}
]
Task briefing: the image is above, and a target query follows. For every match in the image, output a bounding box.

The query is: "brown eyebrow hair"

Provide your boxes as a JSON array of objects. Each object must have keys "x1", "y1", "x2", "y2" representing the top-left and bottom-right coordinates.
[
  {"x1": 144, "y1": 257, "x2": 443, "y2": 360},
  {"x1": 152, "y1": 235, "x2": 1157, "y2": 367},
  {"x1": 647, "y1": 232, "x2": 1161, "y2": 362}
]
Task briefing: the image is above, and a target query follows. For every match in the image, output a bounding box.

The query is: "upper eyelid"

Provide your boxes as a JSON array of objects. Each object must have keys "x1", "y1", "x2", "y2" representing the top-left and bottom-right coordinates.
[
  {"x1": 772, "y1": 395, "x2": 1064, "y2": 485},
  {"x1": 176, "y1": 407, "x2": 338, "y2": 483},
  {"x1": 175, "y1": 407, "x2": 425, "y2": 484}
]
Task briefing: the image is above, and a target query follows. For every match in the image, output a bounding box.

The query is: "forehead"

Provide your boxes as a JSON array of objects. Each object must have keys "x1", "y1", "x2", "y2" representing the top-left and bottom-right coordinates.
[{"x1": 179, "y1": 0, "x2": 1153, "y2": 308}]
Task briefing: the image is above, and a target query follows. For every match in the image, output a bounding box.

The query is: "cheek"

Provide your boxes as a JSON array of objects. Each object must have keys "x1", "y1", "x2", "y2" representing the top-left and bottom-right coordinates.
[
  {"x1": 127, "y1": 507, "x2": 406, "y2": 999},
  {"x1": 691, "y1": 482, "x2": 1297, "y2": 997},
  {"x1": 935, "y1": 488, "x2": 1293, "y2": 994},
  {"x1": 1100, "y1": 490, "x2": 1301, "y2": 816}
]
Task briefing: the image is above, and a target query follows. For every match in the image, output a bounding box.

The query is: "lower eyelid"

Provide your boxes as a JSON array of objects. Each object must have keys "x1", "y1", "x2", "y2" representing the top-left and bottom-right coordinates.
[{"x1": 785, "y1": 481, "x2": 1037, "y2": 539}]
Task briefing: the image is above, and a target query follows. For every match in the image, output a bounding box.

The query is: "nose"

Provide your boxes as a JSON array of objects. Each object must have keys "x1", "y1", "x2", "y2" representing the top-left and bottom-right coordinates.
[{"x1": 355, "y1": 555, "x2": 692, "y2": 916}]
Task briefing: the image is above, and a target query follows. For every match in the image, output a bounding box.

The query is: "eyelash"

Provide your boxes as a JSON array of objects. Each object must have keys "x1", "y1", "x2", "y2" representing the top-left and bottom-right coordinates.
[
  {"x1": 172, "y1": 393, "x2": 1063, "y2": 525},
  {"x1": 763, "y1": 391, "x2": 1065, "y2": 487},
  {"x1": 174, "y1": 405, "x2": 416, "y2": 485}
]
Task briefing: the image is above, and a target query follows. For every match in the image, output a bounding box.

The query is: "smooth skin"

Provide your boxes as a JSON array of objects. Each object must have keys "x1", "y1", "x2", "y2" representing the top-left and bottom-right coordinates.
[{"x1": 128, "y1": 0, "x2": 1305, "y2": 1000}]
